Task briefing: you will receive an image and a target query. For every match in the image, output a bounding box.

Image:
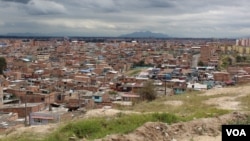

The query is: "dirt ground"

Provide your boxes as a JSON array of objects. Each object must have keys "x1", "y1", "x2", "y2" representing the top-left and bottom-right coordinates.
[
  {"x1": 164, "y1": 100, "x2": 183, "y2": 106},
  {"x1": 95, "y1": 85, "x2": 250, "y2": 141},
  {"x1": 203, "y1": 85, "x2": 250, "y2": 111},
  {"x1": 84, "y1": 108, "x2": 140, "y2": 118},
  {"x1": 96, "y1": 112, "x2": 248, "y2": 141},
  {"x1": 0, "y1": 123, "x2": 58, "y2": 139}
]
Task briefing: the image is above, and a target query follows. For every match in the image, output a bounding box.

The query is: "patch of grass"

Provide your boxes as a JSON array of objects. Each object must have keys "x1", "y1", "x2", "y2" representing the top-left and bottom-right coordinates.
[
  {"x1": 126, "y1": 69, "x2": 142, "y2": 76},
  {"x1": 129, "y1": 91, "x2": 230, "y2": 120},
  {"x1": 44, "y1": 113, "x2": 180, "y2": 141},
  {"x1": 237, "y1": 94, "x2": 250, "y2": 111},
  {"x1": 0, "y1": 132, "x2": 43, "y2": 141}
]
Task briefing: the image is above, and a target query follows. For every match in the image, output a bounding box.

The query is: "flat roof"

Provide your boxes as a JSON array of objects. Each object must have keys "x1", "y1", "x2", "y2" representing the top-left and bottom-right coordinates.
[
  {"x1": 121, "y1": 94, "x2": 140, "y2": 98},
  {"x1": 1, "y1": 103, "x2": 44, "y2": 108}
]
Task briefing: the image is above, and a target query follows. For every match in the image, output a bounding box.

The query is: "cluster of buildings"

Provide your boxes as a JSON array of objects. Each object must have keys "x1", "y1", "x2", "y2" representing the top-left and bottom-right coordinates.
[
  {"x1": 0, "y1": 37, "x2": 249, "y2": 131},
  {"x1": 236, "y1": 38, "x2": 250, "y2": 47}
]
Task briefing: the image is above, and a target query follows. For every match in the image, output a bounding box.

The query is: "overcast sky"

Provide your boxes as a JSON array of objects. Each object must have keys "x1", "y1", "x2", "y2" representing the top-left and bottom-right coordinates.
[{"x1": 1, "y1": 0, "x2": 250, "y2": 38}]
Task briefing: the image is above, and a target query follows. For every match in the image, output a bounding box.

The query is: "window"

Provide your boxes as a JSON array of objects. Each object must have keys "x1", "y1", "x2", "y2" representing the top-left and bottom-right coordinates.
[
  {"x1": 26, "y1": 91, "x2": 33, "y2": 95},
  {"x1": 57, "y1": 94, "x2": 62, "y2": 100},
  {"x1": 34, "y1": 118, "x2": 42, "y2": 123}
]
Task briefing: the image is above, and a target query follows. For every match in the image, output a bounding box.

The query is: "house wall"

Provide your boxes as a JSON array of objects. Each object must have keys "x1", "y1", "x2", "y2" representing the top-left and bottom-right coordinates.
[
  {"x1": 228, "y1": 65, "x2": 250, "y2": 74},
  {"x1": 0, "y1": 103, "x2": 45, "y2": 117},
  {"x1": 122, "y1": 96, "x2": 140, "y2": 102},
  {"x1": 29, "y1": 112, "x2": 59, "y2": 125},
  {"x1": 0, "y1": 87, "x2": 3, "y2": 108},
  {"x1": 1, "y1": 80, "x2": 10, "y2": 87},
  {"x1": 84, "y1": 86, "x2": 99, "y2": 92},
  {"x1": 237, "y1": 75, "x2": 250, "y2": 84},
  {"x1": 92, "y1": 96, "x2": 102, "y2": 103},
  {"x1": 55, "y1": 94, "x2": 70, "y2": 103},
  {"x1": 30, "y1": 118, "x2": 49, "y2": 125},
  {"x1": 60, "y1": 112, "x2": 73, "y2": 121},
  {"x1": 101, "y1": 93, "x2": 110, "y2": 103},
  {"x1": 6, "y1": 89, "x2": 26, "y2": 98},
  {"x1": 85, "y1": 99, "x2": 95, "y2": 109},
  {"x1": 213, "y1": 72, "x2": 230, "y2": 81},
  {"x1": 19, "y1": 93, "x2": 55, "y2": 105}
]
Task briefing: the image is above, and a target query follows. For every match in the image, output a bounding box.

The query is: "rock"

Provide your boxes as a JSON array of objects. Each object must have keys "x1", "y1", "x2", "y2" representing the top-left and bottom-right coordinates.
[
  {"x1": 155, "y1": 126, "x2": 161, "y2": 130},
  {"x1": 196, "y1": 127, "x2": 203, "y2": 135},
  {"x1": 68, "y1": 136, "x2": 78, "y2": 141},
  {"x1": 171, "y1": 138, "x2": 177, "y2": 141}
]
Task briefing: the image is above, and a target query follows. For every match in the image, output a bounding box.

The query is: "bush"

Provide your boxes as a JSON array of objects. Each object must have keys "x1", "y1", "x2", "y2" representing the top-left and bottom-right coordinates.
[
  {"x1": 62, "y1": 119, "x2": 102, "y2": 138},
  {"x1": 198, "y1": 61, "x2": 204, "y2": 66},
  {"x1": 152, "y1": 113, "x2": 179, "y2": 123},
  {"x1": 109, "y1": 91, "x2": 118, "y2": 95},
  {"x1": 0, "y1": 57, "x2": 7, "y2": 74},
  {"x1": 137, "y1": 81, "x2": 157, "y2": 101}
]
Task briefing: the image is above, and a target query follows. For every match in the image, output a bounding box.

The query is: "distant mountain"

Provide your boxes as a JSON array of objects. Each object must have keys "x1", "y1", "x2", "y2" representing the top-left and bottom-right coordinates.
[
  {"x1": 119, "y1": 31, "x2": 169, "y2": 38},
  {"x1": 4, "y1": 32, "x2": 49, "y2": 37}
]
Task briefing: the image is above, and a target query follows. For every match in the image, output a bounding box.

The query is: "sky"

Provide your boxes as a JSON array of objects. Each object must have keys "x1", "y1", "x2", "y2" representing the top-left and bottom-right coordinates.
[{"x1": 0, "y1": 0, "x2": 250, "y2": 38}]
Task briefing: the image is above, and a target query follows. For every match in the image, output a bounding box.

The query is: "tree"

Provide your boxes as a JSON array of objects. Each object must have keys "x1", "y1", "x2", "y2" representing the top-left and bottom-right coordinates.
[
  {"x1": 236, "y1": 55, "x2": 246, "y2": 63},
  {"x1": 227, "y1": 57, "x2": 233, "y2": 65},
  {"x1": 198, "y1": 61, "x2": 204, "y2": 66},
  {"x1": 236, "y1": 56, "x2": 242, "y2": 62},
  {"x1": 137, "y1": 80, "x2": 157, "y2": 101},
  {"x1": 0, "y1": 57, "x2": 7, "y2": 75}
]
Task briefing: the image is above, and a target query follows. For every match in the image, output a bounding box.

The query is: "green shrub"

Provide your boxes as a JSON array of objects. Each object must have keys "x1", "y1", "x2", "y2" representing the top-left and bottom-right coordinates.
[{"x1": 152, "y1": 113, "x2": 179, "y2": 123}]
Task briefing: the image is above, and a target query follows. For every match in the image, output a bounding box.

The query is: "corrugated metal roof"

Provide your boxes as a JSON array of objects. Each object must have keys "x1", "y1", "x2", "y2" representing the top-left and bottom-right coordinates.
[{"x1": 31, "y1": 116, "x2": 54, "y2": 120}]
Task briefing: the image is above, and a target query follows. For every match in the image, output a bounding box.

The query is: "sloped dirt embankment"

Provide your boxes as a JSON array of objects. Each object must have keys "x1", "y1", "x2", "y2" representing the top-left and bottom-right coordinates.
[{"x1": 95, "y1": 112, "x2": 248, "y2": 141}]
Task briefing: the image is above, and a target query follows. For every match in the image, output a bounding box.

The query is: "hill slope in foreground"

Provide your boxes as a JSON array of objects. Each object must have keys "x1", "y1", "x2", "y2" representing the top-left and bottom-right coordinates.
[
  {"x1": 1, "y1": 84, "x2": 250, "y2": 141},
  {"x1": 98, "y1": 112, "x2": 248, "y2": 141}
]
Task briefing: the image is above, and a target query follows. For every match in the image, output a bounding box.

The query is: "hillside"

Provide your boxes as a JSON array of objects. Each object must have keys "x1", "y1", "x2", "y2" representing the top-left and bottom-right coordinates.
[
  {"x1": 1, "y1": 84, "x2": 250, "y2": 141},
  {"x1": 97, "y1": 112, "x2": 248, "y2": 141}
]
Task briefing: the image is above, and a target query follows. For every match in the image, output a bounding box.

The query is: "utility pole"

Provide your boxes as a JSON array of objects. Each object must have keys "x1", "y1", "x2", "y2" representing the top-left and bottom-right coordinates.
[
  {"x1": 78, "y1": 91, "x2": 81, "y2": 108},
  {"x1": 25, "y1": 90, "x2": 27, "y2": 126},
  {"x1": 104, "y1": 72, "x2": 106, "y2": 86},
  {"x1": 164, "y1": 80, "x2": 167, "y2": 96}
]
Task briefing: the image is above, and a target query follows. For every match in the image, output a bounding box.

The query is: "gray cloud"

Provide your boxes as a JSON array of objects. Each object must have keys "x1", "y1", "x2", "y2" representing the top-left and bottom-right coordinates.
[
  {"x1": 25, "y1": 0, "x2": 67, "y2": 15},
  {"x1": 1, "y1": 0, "x2": 30, "y2": 4},
  {"x1": 1, "y1": 0, "x2": 250, "y2": 37}
]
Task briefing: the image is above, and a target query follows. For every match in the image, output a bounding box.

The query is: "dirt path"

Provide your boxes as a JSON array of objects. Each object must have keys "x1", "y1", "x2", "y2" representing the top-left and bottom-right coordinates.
[
  {"x1": 84, "y1": 108, "x2": 140, "y2": 118},
  {"x1": 202, "y1": 85, "x2": 250, "y2": 110},
  {"x1": 202, "y1": 85, "x2": 250, "y2": 97}
]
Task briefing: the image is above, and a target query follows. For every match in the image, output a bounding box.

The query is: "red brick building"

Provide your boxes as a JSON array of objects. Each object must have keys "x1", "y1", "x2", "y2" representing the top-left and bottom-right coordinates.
[{"x1": 0, "y1": 103, "x2": 46, "y2": 117}]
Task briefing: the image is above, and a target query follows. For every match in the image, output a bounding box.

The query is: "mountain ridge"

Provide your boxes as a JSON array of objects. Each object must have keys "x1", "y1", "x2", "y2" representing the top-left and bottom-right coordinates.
[{"x1": 119, "y1": 31, "x2": 169, "y2": 38}]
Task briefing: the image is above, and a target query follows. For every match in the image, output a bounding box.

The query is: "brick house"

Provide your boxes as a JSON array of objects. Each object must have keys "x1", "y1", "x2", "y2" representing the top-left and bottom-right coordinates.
[{"x1": 0, "y1": 103, "x2": 46, "y2": 118}]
